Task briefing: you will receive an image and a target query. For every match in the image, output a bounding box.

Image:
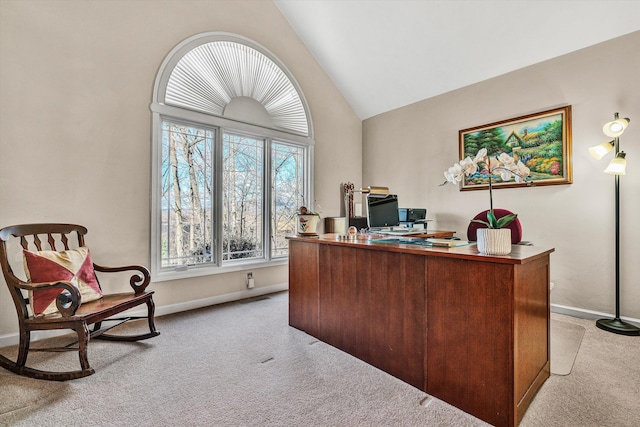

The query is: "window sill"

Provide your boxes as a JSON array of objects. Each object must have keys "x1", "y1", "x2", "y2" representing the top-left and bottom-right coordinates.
[{"x1": 152, "y1": 258, "x2": 288, "y2": 282}]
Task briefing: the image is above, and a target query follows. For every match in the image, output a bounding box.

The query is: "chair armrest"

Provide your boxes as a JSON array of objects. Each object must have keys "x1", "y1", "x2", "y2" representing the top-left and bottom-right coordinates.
[
  {"x1": 16, "y1": 280, "x2": 81, "y2": 317},
  {"x1": 93, "y1": 264, "x2": 151, "y2": 295}
]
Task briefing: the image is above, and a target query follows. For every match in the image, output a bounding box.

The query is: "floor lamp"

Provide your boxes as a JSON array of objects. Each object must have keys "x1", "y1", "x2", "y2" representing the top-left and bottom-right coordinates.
[{"x1": 589, "y1": 113, "x2": 640, "y2": 336}]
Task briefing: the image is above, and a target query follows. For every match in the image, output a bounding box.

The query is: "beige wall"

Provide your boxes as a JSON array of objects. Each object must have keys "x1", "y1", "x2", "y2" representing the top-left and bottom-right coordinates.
[
  {"x1": 1, "y1": 0, "x2": 637, "y2": 342},
  {"x1": 363, "y1": 31, "x2": 640, "y2": 320},
  {"x1": 0, "y1": 0, "x2": 362, "y2": 339}
]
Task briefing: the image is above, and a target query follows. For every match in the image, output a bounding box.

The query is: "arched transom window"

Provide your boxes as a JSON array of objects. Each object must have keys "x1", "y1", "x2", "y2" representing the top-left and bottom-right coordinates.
[{"x1": 150, "y1": 32, "x2": 314, "y2": 280}]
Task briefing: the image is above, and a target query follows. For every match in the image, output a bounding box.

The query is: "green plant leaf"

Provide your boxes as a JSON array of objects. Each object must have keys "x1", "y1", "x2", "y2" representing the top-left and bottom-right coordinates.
[
  {"x1": 471, "y1": 212, "x2": 518, "y2": 229},
  {"x1": 487, "y1": 211, "x2": 499, "y2": 229},
  {"x1": 470, "y1": 219, "x2": 491, "y2": 228},
  {"x1": 496, "y1": 213, "x2": 518, "y2": 229}
]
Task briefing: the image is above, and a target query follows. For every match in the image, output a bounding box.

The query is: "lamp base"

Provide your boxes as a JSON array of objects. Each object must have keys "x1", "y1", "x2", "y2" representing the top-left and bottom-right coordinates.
[{"x1": 596, "y1": 318, "x2": 640, "y2": 336}]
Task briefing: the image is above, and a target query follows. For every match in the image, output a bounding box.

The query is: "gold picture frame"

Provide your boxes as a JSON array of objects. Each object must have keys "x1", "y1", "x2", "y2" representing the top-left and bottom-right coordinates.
[{"x1": 459, "y1": 106, "x2": 572, "y2": 191}]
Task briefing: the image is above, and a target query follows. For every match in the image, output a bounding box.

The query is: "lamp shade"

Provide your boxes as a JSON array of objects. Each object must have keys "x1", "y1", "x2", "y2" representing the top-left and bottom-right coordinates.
[
  {"x1": 589, "y1": 140, "x2": 614, "y2": 160},
  {"x1": 603, "y1": 117, "x2": 630, "y2": 137},
  {"x1": 604, "y1": 152, "x2": 627, "y2": 175}
]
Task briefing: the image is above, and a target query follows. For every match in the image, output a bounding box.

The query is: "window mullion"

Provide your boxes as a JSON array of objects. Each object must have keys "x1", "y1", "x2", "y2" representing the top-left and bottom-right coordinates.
[
  {"x1": 264, "y1": 138, "x2": 273, "y2": 261},
  {"x1": 214, "y1": 128, "x2": 224, "y2": 266},
  {"x1": 306, "y1": 145, "x2": 315, "y2": 212}
]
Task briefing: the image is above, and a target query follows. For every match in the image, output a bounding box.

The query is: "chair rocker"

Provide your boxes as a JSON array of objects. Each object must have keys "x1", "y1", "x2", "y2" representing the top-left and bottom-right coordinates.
[{"x1": 0, "y1": 223, "x2": 159, "y2": 381}]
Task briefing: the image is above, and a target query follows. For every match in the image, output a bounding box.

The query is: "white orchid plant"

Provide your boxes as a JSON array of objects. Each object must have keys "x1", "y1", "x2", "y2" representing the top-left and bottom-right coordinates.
[{"x1": 442, "y1": 148, "x2": 531, "y2": 229}]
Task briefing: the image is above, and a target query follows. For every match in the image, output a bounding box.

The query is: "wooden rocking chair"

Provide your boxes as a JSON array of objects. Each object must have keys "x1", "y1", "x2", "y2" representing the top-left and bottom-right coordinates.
[{"x1": 0, "y1": 223, "x2": 159, "y2": 381}]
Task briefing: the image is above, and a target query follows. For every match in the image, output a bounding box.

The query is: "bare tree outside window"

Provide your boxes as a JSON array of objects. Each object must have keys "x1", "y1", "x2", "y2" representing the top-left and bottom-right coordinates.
[
  {"x1": 161, "y1": 122, "x2": 214, "y2": 268},
  {"x1": 272, "y1": 142, "x2": 304, "y2": 256},
  {"x1": 160, "y1": 123, "x2": 307, "y2": 270},
  {"x1": 222, "y1": 133, "x2": 263, "y2": 260}
]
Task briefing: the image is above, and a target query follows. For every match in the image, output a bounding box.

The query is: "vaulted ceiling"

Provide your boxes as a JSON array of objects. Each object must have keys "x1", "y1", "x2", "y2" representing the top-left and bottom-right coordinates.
[{"x1": 274, "y1": 0, "x2": 640, "y2": 120}]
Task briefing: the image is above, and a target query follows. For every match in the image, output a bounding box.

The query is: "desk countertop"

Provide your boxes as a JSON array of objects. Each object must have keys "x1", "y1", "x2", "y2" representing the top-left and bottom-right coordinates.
[{"x1": 287, "y1": 232, "x2": 554, "y2": 265}]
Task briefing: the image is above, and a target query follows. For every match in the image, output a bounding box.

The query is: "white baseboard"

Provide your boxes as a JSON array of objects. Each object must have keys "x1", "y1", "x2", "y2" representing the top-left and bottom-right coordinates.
[
  {"x1": 0, "y1": 283, "x2": 289, "y2": 349},
  {"x1": 153, "y1": 282, "x2": 289, "y2": 317},
  {"x1": 551, "y1": 303, "x2": 640, "y2": 327}
]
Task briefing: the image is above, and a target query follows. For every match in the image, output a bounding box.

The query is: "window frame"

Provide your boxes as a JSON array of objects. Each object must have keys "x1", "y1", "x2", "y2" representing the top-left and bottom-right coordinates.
[{"x1": 150, "y1": 33, "x2": 314, "y2": 281}]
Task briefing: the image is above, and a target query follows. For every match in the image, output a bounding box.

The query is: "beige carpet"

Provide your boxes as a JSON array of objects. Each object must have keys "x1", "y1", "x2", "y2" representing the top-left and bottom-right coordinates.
[
  {"x1": 521, "y1": 313, "x2": 640, "y2": 427},
  {"x1": 1, "y1": 293, "x2": 638, "y2": 427},
  {"x1": 550, "y1": 319, "x2": 585, "y2": 375},
  {"x1": 0, "y1": 292, "x2": 489, "y2": 427}
]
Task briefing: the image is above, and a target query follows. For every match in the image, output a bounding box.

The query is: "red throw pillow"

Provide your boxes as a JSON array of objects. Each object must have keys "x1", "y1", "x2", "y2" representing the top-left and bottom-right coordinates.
[{"x1": 23, "y1": 247, "x2": 103, "y2": 316}]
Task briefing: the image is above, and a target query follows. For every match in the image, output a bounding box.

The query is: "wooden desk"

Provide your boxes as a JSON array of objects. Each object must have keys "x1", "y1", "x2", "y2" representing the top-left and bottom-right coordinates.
[{"x1": 287, "y1": 234, "x2": 554, "y2": 427}]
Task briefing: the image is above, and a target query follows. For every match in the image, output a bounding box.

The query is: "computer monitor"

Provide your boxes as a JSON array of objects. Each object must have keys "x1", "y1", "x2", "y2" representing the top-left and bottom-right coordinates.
[{"x1": 366, "y1": 194, "x2": 400, "y2": 228}]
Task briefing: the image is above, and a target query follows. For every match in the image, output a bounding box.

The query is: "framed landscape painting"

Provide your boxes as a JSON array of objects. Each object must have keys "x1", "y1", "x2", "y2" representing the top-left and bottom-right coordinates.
[{"x1": 458, "y1": 106, "x2": 572, "y2": 191}]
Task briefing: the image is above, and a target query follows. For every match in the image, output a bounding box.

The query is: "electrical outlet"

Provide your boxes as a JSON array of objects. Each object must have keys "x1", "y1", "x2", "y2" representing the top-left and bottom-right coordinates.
[{"x1": 246, "y1": 272, "x2": 254, "y2": 289}]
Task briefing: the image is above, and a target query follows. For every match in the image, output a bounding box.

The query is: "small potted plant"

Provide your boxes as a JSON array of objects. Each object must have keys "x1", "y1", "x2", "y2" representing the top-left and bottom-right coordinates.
[{"x1": 297, "y1": 206, "x2": 321, "y2": 236}]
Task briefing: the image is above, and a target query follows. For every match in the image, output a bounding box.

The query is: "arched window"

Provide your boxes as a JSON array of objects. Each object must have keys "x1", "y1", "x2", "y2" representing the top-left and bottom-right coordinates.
[{"x1": 150, "y1": 32, "x2": 314, "y2": 280}]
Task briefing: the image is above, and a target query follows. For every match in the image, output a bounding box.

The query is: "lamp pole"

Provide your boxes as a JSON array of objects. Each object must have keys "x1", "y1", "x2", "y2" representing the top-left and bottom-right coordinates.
[{"x1": 595, "y1": 114, "x2": 640, "y2": 336}]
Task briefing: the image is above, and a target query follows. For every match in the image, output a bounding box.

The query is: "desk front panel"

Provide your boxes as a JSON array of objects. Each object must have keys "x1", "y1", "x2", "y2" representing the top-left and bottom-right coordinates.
[
  {"x1": 319, "y1": 244, "x2": 426, "y2": 390},
  {"x1": 287, "y1": 236, "x2": 552, "y2": 427},
  {"x1": 426, "y1": 257, "x2": 515, "y2": 426}
]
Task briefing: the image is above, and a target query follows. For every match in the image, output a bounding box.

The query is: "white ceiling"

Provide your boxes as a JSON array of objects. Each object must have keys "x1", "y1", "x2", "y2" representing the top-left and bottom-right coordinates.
[{"x1": 274, "y1": 0, "x2": 640, "y2": 120}]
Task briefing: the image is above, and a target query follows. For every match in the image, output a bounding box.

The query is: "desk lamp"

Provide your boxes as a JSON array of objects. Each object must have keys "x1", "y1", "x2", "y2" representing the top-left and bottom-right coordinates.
[
  {"x1": 343, "y1": 184, "x2": 389, "y2": 218},
  {"x1": 589, "y1": 113, "x2": 639, "y2": 336}
]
